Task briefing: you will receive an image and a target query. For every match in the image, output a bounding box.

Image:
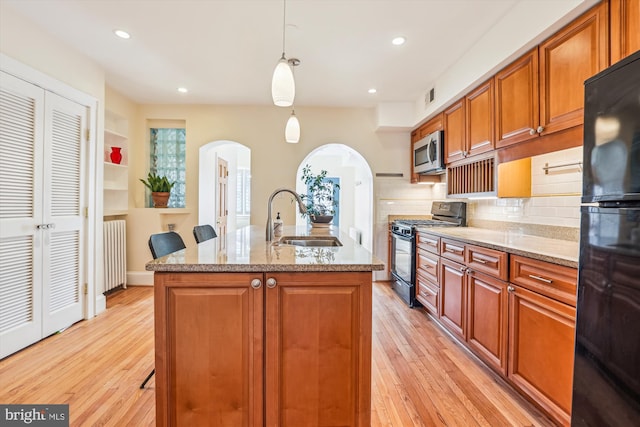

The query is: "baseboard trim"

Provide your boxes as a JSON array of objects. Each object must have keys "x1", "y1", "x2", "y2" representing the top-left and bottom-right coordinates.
[
  {"x1": 95, "y1": 294, "x2": 106, "y2": 315},
  {"x1": 127, "y1": 271, "x2": 154, "y2": 286}
]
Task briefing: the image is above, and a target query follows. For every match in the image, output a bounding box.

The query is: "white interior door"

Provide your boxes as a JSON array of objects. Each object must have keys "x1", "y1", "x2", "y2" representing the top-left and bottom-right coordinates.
[
  {"x1": 217, "y1": 157, "x2": 228, "y2": 241},
  {"x1": 41, "y1": 91, "x2": 86, "y2": 336},
  {"x1": 0, "y1": 71, "x2": 45, "y2": 357}
]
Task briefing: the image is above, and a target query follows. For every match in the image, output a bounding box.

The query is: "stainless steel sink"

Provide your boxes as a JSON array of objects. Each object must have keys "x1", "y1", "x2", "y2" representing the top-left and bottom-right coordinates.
[{"x1": 275, "y1": 235, "x2": 343, "y2": 247}]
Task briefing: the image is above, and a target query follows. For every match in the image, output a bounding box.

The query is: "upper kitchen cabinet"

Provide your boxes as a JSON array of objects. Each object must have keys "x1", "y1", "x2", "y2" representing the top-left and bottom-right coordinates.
[
  {"x1": 445, "y1": 80, "x2": 494, "y2": 164},
  {"x1": 444, "y1": 100, "x2": 466, "y2": 163},
  {"x1": 494, "y1": 49, "x2": 540, "y2": 148},
  {"x1": 465, "y1": 79, "x2": 495, "y2": 158},
  {"x1": 539, "y1": 1, "x2": 608, "y2": 135},
  {"x1": 610, "y1": 0, "x2": 640, "y2": 63},
  {"x1": 495, "y1": 2, "x2": 608, "y2": 151}
]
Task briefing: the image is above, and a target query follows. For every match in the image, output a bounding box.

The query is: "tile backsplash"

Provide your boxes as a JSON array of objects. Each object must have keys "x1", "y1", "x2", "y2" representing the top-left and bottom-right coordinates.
[{"x1": 470, "y1": 195, "x2": 581, "y2": 228}]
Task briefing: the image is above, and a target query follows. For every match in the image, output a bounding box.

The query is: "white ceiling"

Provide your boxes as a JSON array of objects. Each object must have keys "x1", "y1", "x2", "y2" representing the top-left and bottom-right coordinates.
[{"x1": 2, "y1": 0, "x2": 592, "y2": 109}]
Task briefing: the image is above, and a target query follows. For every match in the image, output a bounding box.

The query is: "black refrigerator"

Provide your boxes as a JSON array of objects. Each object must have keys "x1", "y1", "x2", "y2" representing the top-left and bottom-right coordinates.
[{"x1": 571, "y1": 50, "x2": 640, "y2": 426}]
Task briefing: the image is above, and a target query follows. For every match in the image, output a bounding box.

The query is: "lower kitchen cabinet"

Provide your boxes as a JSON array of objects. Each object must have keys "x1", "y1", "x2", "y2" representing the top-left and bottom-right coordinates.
[
  {"x1": 439, "y1": 258, "x2": 467, "y2": 341},
  {"x1": 154, "y1": 271, "x2": 372, "y2": 427},
  {"x1": 467, "y1": 271, "x2": 508, "y2": 376},
  {"x1": 508, "y1": 284, "x2": 576, "y2": 427}
]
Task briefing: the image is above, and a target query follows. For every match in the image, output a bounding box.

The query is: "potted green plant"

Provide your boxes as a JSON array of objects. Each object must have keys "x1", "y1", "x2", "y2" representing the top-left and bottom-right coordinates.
[
  {"x1": 299, "y1": 164, "x2": 339, "y2": 225},
  {"x1": 139, "y1": 172, "x2": 175, "y2": 208}
]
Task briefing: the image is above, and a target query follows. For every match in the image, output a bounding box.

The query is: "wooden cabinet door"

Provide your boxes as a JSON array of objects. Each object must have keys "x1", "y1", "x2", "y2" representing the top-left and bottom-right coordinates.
[
  {"x1": 538, "y1": 2, "x2": 608, "y2": 136},
  {"x1": 508, "y1": 285, "x2": 576, "y2": 426},
  {"x1": 265, "y1": 272, "x2": 372, "y2": 427},
  {"x1": 154, "y1": 272, "x2": 264, "y2": 427},
  {"x1": 444, "y1": 99, "x2": 466, "y2": 163},
  {"x1": 494, "y1": 49, "x2": 540, "y2": 148},
  {"x1": 610, "y1": 0, "x2": 640, "y2": 63},
  {"x1": 466, "y1": 79, "x2": 495, "y2": 157},
  {"x1": 439, "y1": 258, "x2": 466, "y2": 340},
  {"x1": 466, "y1": 271, "x2": 508, "y2": 376}
]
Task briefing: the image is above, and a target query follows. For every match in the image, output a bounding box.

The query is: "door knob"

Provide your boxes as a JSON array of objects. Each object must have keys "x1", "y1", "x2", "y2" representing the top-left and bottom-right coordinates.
[
  {"x1": 266, "y1": 278, "x2": 277, "y2": 288},
  {"x1": 251, "y1": 279, "x2": 262, "y2": 289}
]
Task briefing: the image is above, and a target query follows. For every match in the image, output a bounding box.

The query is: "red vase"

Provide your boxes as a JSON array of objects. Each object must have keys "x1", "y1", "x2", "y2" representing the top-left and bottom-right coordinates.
[{"x1": 110, "y1": 147, "x2": 122, "y2": 164}]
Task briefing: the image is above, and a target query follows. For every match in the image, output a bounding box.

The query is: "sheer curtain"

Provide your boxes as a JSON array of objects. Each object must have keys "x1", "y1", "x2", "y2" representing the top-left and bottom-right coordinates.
[{"x1": 149, "y1": 128, "x2": 186, "y2": 208}]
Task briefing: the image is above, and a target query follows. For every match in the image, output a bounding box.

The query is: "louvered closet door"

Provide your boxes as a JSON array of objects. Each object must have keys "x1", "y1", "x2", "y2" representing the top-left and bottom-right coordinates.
[
  {"x1": 41, "y1": 91, "x2": 86, "y2": 336},
  {"x1": 0, "y1": 72, "x2": 86, "y2": 358},
  {"x1": 0, "y1": 71, "x2": 45, "y2": 358}
]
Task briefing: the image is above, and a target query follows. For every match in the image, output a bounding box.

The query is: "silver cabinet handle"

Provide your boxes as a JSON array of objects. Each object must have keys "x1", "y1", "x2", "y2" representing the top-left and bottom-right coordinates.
[
  {"x1": 251, "y1": 279, "x2": 262, "y2": 289},
  {"x1": 459, "y1": 266, "x2": 467, "y2": 273},
  {"x1": 529, "y1": 128, "x2": 536, "y2": 136},
  {"x1": 529, "y1": 274, "x2": 553, "y2": 284},
  {"x1": 507, "y1": 286, "x2": 515, "y2": 293},
  {"x1": 473, "y1": 257, "x2": 487, "y2": 264},
  {"x1": 537, "y1": 126, "x2": 544, "y2": 134},
  {"x1": 445, "y1": 247, "x2": 463, "y2": 254},
  {"x1": 266, "y1": 278, "x2": 277, "y2": 288}
]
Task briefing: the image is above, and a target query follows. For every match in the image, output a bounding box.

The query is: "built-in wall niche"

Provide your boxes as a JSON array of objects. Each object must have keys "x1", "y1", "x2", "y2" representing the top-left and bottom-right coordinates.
[{"x1": 496, "y1": 147, "x2": 583, "y2": 198}]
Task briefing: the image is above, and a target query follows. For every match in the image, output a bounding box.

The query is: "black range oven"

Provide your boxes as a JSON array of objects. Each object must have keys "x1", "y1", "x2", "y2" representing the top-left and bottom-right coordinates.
[{"x1": 390, "y1": 201, "x2": 466, "y2": 307}]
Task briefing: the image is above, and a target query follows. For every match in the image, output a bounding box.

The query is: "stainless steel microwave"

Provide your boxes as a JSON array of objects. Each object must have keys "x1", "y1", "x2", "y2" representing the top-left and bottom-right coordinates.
[{"x1": 414, "y1": 130, "x2": 445, "y2": 175}]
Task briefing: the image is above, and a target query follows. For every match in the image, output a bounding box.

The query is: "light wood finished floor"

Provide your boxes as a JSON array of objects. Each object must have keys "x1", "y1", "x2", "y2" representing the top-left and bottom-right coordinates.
[{"x1": 0, "y1": 283, "x2": 554, "y2": 426}]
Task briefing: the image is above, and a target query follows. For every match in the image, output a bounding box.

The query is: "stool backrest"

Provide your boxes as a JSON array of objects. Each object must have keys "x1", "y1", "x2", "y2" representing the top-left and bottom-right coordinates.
[
  {"x1": 148, "y1": 231, "x2": 186, "y2": 259},
  {"x1": 193, "y1": 224, "x2": 217, "y2": 243}
]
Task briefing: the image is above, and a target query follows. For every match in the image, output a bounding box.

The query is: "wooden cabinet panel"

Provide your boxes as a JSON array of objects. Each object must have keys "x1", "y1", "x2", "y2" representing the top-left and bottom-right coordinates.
[
  {"x1": 466, "y1": 244, "x2": 508, "y2": 280},
  {"x1": 467, "y1": 271, "x2": 508, "y2": 375},
  {"x1": 417, "y1": 248, "x2": 439, "y2": 284},
  {"x1": 417, "y1": 231, "x2": 440, "y2": 255},
  {"x1": 416, "y1": 275, "x2": 438, "y2": 316},
  {"x1": 439, "y1": 258, "x2": 466, "y2": 340},
  {"x1": 510, "y1": 255, "x2": 578, "y2": 307},
  {"x1": 494, "y1": 49, "x2": 540, "y2": 148},
  {"x1": 466, "y1": 79, "x2": 495, "y2": 157},
  {"x1": 444, "y1": 100, "x2": 466, "y2": 163},
  {"x1": 508, "y1": 285, "x2": 576, "y2": 426},
  {"x1": 440, "y1": 238, "x2": 465, "y2": 264},
  {"x1": 265, "y1": 272, "x2": 372, "y2": 427},
  {"x1": 539, "y1": 2, "x2": 608, "y2": 136},
  {"x1": 610, "y1": 0, "x2": 640, "y2": 63},
  {"x1": 154, "y1": 272, "x2": 264, "y2": 427}
]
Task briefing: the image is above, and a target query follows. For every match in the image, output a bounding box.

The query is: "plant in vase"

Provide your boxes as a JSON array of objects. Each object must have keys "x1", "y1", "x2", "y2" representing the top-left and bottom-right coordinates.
[
  {"x1": 298, "y1": 164, "x2": 340, "y2": 225},
  {"x1": 139, "y1": 172, "x2": 176, "y2": 208}
]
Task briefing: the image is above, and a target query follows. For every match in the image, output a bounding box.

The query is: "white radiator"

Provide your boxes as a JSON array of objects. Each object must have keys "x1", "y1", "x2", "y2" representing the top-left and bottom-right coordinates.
[{"x1": 103, "y1": 220, "x2": 127, "y2": 291}]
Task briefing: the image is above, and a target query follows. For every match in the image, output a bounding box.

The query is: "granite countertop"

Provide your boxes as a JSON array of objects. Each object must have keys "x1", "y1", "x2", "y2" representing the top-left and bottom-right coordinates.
[
  {"x1": 416, "y1": 226, "x2": 579, "y2": 268},
  {"x1": 146, "y1": 225, "x2": 385, "y2": 273}
]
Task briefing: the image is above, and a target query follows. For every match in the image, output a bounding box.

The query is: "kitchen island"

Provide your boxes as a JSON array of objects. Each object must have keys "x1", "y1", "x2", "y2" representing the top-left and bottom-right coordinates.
[{"x1": 146, "y1": 225, "x2": 384, "y2": 427}]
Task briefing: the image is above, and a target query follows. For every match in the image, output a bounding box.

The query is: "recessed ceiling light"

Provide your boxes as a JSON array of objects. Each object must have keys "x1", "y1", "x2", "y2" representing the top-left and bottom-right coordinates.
[
  {"x1": 177, "y1": 87, "x2": 188, "y2": 93},
  {"x1": 392, "y1": 36, "x2": 406, "y2": 46},
  {"x1": 113, "y1": 29, "x2": 131, "y2": 39},
  {"x1": 368, "y1": 88, "x2": 377, "y2": 94}
]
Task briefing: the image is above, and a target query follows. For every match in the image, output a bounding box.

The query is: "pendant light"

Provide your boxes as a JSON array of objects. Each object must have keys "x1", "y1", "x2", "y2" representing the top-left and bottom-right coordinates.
[
  {"x1": 285, "y1": 109, "x2": 300, "y2": 143},
  {"x1": 272, "y1": 0, "x2": 295, "y2": 107}
]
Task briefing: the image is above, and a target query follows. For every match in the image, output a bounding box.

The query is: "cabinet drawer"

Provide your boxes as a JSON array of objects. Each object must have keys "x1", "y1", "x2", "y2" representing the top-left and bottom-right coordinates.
[
  {"x1": 416, "y1": 276, "x2": 438, "y2": 315},
  {"x1": 417, "y1": 232, "x2": 440, "y2": 255},
  {"x1": 417, "y1": 248, "x2": 439, "y2": 283},
  {"x1": 441, "y1": 238, "x2": 465, "y2": 264},
  {"x1": 466, "y1": 244, "x2": 508, "y2": 281},
  {"x1": 510, "y1": 255, "x2": 578, "y2": 307}
]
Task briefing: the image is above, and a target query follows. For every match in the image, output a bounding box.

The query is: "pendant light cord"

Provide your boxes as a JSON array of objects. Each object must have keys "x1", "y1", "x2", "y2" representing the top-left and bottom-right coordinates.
[{"x1": 281, "y1": 0, "x2": 287, "y2": 56}]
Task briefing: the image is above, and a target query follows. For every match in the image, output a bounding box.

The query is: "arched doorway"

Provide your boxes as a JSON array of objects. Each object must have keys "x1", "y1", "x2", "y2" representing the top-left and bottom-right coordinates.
[
  {"x1": 295, "y1": 144, "x2": 374, "y2": 251},
  {"x1": 199, "y1": 141, "x2": 251, "y2": 234}
]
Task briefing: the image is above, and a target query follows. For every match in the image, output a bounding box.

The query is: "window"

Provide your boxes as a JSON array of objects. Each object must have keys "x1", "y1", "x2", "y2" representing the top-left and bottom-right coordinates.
[
  {"x1": 236, "y1": 168, "x2": 251, "y2": 216},
  {"x1": 149, "y1": 128, "x2": 186, "y2": 208}
]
